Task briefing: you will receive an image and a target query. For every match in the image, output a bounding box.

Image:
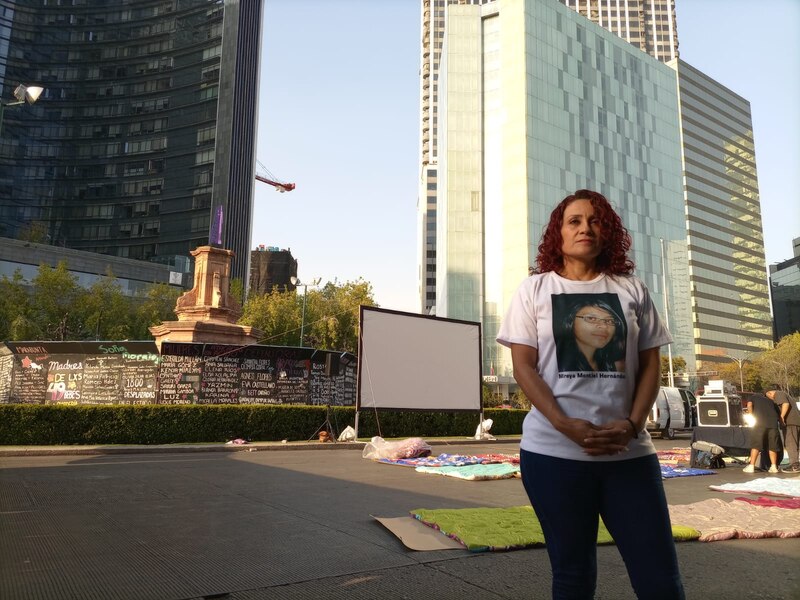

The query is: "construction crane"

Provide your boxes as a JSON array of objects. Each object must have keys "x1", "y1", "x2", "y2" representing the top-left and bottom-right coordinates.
[{"x1": 255, "y1": 159, "x2": 295, "y2": 193}]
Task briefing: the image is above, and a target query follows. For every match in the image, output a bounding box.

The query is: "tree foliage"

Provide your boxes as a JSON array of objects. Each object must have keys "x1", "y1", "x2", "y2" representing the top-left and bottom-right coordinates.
[
  {"x1": 129, "y1": 283, "x2": 181, "y2": 340},
  {"x1": 0, "y1": 262, "x2": 182, "y2": 342},
  {"x1": 239, "y1": 278, "x2": 377, "y2": 353},
  {"x1": 754, "y1": 332, "x2": 800, "y2": 394},
  {"x1": 660, "y1": 355, "x2": 686, "y2": 385},
  {"x1": 30, "y1": 262, "x2": 84, "y2": 340},
  {"x1": 0, "y1": 270, "x2": 32, "y2": 340},
  {"x1": 77, "y1": 272, "x2": 132, "y2": 340}
]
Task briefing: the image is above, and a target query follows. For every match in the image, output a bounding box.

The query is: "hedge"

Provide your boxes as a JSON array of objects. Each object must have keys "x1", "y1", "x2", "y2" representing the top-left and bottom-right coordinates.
[{"x1": 0, "y1": 404, "x2": 526, "y2": 445}]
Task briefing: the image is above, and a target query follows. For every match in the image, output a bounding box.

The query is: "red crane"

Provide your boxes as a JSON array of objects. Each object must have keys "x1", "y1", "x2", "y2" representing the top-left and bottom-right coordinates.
[{"x1": 255, "y1": 159, "x2": 295, "y2": 192}]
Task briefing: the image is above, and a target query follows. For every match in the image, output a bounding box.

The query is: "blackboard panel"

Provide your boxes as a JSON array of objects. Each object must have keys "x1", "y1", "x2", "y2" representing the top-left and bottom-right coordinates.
[
  {"x1": 0, "y1": 352, "x2": 13, "y2": 403},
  {"x1": 45, "y1": 355, "x2": 85, "y2": 404},
  {"x1": 158, "y1": 354, "x2": 202, "y2": 404},
  {"x1": 309, "y1": 360, "x2": 331, "y2": 405},
  {"x1": 11, "y1": 351, "x2": 50, "y2": 404},
  {"x1": 201, "y1": 354, "x2": 241, "y2": 404},
  {"x1": 239, "y1": 356, "x2": 277, "y2": 404},
  {"x1": 81, "y1": 354, "x2": 122, "y2": 405},
  {"x1": 274, "y1": 357, "x2": 310, "y2": 405},
  {"x1": 120, "y1": 352, "x2": 159, "y2": 405}
]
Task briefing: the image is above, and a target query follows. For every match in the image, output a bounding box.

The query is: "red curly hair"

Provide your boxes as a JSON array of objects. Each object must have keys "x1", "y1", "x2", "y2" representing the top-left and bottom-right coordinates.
[{"x1": 535, "y1": 189, "x2": 635, "y2": 275}]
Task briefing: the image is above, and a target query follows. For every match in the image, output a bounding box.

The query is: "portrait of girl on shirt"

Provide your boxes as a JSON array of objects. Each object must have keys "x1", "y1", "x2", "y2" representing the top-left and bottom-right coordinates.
[{"x1": 553, "y1": 294, "x2": 627, "y2": 373}]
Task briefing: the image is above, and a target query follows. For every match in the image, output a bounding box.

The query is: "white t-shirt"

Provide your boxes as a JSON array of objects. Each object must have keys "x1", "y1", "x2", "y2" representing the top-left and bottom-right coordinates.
[{"x1": 497, "y1": 271, "x2": 672, "y2": 461}]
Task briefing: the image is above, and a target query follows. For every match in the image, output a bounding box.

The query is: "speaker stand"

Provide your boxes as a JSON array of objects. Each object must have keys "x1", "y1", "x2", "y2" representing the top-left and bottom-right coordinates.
[{"x1": 309, "y1": 403, "x2": 337, "y2": 443}]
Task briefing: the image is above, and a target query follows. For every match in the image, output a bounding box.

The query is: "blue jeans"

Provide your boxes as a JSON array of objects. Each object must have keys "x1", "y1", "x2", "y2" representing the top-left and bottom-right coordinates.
[{"x1": 520, "y1": 450, "x2": 685, "y2": 600}]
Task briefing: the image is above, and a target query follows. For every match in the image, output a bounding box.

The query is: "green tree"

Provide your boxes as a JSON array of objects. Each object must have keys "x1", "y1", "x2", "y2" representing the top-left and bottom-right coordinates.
[
  {"x1": 304, "y1": 279, "x2": 377, "y2": 353},
  {"x1": 229, "y1": 277, "x2": 244, "y2": 305},
  {"x1": 238, "y1": 278, "x2": 378, "y2": 353},
  {"x1": 0, "y1": 269, "x2": 34, "y2": 340},
  {"x1": 755, "y1": 333, "x2": 800, "y2": 394},
  {"x1": 660, "y1": 355, "x2": 686, "y2": 385},
  {"x1": 239, "y1": 284, "x2": 303, "y2": 346},
  {"x1": 130, "y1": 283, "x2": 182, "y2": 339},
  {"x1": 29, "y1": 262, "x2": 84, "y2": 340},
  {"x1": 77, "y1": 272, "x2": 132, "y2": 340}
]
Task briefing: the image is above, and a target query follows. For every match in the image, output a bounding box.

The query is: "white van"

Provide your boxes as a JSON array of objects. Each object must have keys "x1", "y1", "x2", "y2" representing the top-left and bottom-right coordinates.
[{"x1": 646, "y1": 387, "x2": 697, "y2": 439}]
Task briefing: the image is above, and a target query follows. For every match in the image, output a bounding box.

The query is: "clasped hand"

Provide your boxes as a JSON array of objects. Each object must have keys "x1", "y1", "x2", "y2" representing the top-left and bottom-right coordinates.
[{"x1": 558, "y1": 417, "x2": 634, "y2": 456}]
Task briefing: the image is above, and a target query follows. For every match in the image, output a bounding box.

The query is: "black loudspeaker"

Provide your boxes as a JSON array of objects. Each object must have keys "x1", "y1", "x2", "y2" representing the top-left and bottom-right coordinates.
[
  {"x1": 324, "y1": 353, "x2": 340, "y2": 377},
  {"x1": 697, "y1": 399, "x2": 730, "y2": 427}
]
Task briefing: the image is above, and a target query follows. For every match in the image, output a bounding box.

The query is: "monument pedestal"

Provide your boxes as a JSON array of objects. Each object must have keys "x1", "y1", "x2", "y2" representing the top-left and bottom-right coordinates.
[{"x1": 150, "y1": 245, "x2": 262, "y2": 351}]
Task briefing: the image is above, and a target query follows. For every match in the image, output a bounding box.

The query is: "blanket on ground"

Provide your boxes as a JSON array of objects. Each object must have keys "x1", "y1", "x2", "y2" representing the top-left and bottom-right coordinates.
[
  {"x1": 733, "y1": 496, "x2": 800, "y2": 509},
  {"x1": 668, "y1": 498, "x2": 800, "y2": 541},
  {"x1": 410, "y1": 506, "x2": 699, "y2": 552},
  {"x1": 708, "y1": 477, "x2": 800, "y2": 498},
  {"x1": 377, "y1": 453, "x2": 519, "y2": 468},
  {"x1": 377, "y1": 454, "x2": 485, "y2": 468},
  {"x1": 660, "y1": 465, "x2": 716, "y2": 478},
  {"x1": 415, "y1": 463, "x2": 520, "y2": 480},
  {"x1": 656, "y1": 448, "x2": 692, "y2": 464},
  {"x1": 475, "y1": 453, "x2": 520, "y2": 465}
]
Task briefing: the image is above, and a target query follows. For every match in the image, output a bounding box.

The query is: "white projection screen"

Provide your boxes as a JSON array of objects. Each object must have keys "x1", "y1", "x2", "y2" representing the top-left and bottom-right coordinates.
[{"x1": 357, "y1": 306, "x2": 482, "y2": 411}]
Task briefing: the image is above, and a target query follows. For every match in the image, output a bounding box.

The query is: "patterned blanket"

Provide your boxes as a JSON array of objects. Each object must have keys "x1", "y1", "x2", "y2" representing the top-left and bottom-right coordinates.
[
  {"x1": 660, "y1": 465, "x2": 716, "y2": 479},
  {"x1": 656, "y1": 447, "x2": 692, "y2": 465},
  {"x1": 377, "y1": 452, "x2": 519, "y2": 468},
  {"x1": 415, "y1": 463, "x2": 520, "y2": 480}
]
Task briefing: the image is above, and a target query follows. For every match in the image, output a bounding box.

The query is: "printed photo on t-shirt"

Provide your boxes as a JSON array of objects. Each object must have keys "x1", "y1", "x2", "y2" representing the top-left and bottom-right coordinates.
[{"x1": 552, "y1": 293, "x2": 627, "y2": 374}]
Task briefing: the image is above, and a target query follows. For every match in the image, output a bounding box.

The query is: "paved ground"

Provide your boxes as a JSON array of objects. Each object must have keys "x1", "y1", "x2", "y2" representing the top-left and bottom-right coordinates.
[{"x1": 1, "y1": 435, "x2": 798, "y2": 600}]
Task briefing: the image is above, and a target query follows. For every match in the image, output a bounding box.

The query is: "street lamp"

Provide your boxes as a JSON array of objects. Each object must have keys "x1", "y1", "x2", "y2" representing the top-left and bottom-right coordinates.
[
  {"x1": 725, "y1": 354, "x2": 748, "y2": 393},
  {"x1": 290, "y1": 276, "x2": 320, "y2": 346},
  {"x1": 0, "y1": 84, "x2": 44, "y2": 135}
]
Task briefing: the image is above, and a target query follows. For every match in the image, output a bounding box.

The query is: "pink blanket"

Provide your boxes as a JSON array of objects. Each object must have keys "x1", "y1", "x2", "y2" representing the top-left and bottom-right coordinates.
[
  {"x1": 734, "y1": 496, "x2": 800, "y2": 509},
  {"x1": 669, "y1": 498, "x2": 800, "y2": 542}
]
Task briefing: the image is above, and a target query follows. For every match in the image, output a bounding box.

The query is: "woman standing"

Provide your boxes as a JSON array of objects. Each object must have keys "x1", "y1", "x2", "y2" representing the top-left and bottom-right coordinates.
[{"x1": 497, "y1": 189, "x2": 684, "y2": 599}]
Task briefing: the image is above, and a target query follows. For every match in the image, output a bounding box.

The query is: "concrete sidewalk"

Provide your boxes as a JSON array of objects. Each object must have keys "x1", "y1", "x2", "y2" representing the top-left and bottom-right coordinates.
[
  {"x1": 1, "y1": 437, "x2": 798, "y2": 600},
  {"x1": 0, "y1": 436, "x2": 518, "y2": 457}
]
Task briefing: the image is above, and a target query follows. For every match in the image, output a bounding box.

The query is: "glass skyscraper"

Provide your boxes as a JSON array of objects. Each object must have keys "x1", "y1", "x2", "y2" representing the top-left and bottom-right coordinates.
[
  {"x1": 0, "y1": 0, "x2": 262, "y2": 284},
  {"x1": 559, "y1": 0, "x2": 679, "y2": 63},
  {"x1": 433, "y1": 0, "x2": 686, "y2": 380},
  {"x1": 670, "y1": 60, "x2": 772, "y2": 369},
  {"x1": 422, "y1": 0, "x2": 773, "y2": 382}
]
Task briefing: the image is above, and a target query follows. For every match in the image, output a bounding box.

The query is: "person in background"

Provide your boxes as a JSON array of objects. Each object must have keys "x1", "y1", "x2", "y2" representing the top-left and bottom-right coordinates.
[
  {"x1": 497, "y1": 189, "x2": 684, "y2": 599},
  {"x1": 743, "y1": 391, "x2": 782, "y2": 474},
  {"x1": 766, "y1": 386, "x2": 800, "y2": 473}
]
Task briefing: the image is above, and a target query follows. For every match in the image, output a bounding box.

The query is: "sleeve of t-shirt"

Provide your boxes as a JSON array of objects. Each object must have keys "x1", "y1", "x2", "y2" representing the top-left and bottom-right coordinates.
[
  {"x1": 496, "y1": 278, "x2": 538, "y2": 349},
  {"x1": 634, "y1": 278, "x2": 673, "y2": 351}
]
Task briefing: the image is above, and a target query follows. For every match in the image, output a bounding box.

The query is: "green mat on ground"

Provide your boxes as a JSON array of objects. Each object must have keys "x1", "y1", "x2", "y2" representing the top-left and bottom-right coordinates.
[{"x1": 411, "y1": 506, "x2": 700, "y2": 552}]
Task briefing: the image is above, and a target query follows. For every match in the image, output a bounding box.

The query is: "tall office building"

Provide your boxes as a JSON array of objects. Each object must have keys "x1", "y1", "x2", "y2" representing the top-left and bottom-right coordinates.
[
  {"x1": 770, "y1": 238, "x2": 800, "y2": 340},
  {"x1": 670, "y1": 60, "x2": 772, "y2": 370},
  {"x1": 431, "y1": 0, "x2": 687, "y2": 381},
  {"x1": 418, "y1": 0, "x2": 493, "y2": 314},
  {"x1": 0, "y1": 0, "x2": 262, "y2": 284},
  {"x1": 249, "y1": 245, "x2": 297, "y2": 296},
  {"x1": 421, "y1": 0, "x2": 773, "y2": 381},
  {"x1": 559, "y1": 0, "x2": 679, "y2": 63},
  {"x1": 556, "y1": 0, "x2": 772, "y2": 371},
  {"x1": 418, "y1": 0, "x2": 677, "y2": 314}
]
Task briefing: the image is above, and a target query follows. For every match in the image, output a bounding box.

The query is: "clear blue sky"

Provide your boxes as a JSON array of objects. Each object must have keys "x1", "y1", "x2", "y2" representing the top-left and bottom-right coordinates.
[{"x1": 254, "y1": 0, "x2": 800, "y2": 313}]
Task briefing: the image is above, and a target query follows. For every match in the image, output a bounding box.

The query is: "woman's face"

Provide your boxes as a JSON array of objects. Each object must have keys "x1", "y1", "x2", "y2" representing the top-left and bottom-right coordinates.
[
  {"x1": 573, "y1": 305, "x2": 616, "y2": 351},
  {"x1": 560, "y1": 199, "x2": 603, "y2": 262}
]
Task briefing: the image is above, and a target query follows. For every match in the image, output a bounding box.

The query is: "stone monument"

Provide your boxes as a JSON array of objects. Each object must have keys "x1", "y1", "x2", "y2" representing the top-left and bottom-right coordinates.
[{"x1": 149, "y1": 246, "x2": 262, "y2": 351}]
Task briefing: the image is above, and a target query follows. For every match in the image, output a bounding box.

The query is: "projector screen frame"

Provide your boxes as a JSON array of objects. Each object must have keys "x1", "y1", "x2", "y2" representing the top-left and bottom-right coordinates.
[{"x1": 355, "y1": 306, "x2": 483, "y2": 438}]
